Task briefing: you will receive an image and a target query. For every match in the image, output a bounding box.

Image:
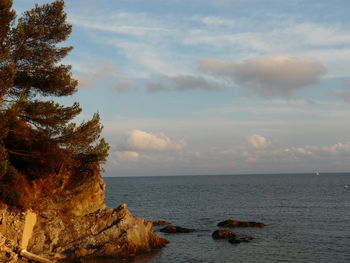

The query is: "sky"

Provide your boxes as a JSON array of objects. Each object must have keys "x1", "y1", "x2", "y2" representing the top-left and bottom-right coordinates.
[{"x1": 13, "y1": 0, "x2": 350, "y2": 176}]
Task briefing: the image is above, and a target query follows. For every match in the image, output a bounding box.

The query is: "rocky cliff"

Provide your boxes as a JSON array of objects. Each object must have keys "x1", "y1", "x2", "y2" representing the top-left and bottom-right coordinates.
[{"x1": 0, "y1": 166, "x2": 168, "y2": 262}]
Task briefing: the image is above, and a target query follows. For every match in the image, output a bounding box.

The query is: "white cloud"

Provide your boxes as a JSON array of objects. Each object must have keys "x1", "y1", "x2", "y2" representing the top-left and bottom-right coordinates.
[
  {"x1": 102, "y1": 112, "x2": 350, "y2": 175},
  {"x1": 147, "y1": 74, "x2": 220, "y2": 92},
  {"x1": 244, "y1": 142, "x2": 350, "y2": 164},
  {"x1": 332, "y1": 90, "x2": 350, "y2": 102},
  {"x1": 198, "y1": 55, "x2": 326, "y2": 97},
  {"x1": 70, "y1": 9, "x2": 350, "y2": 82},
  {"x1": 126, "y1": 130, "x2": 186, "y2": 151},
  {"x1": 191, "y1": 15, "x2": 236, "y2": 27},
  {"x1": 109, "y1": 79, "x2": 134, "y2": 92},
  {"x1": 184, "y1": 30, "x2": 270, "y2": 52},
  {"x1": 246, "y1": 134, "x2": 268, "y2": 148},
  {"x1": 114, "y1": 151, "x2": 140, "y2": 162},
  {"x1": 75, "y1": 61, "x2": 134, "y2": 92},
  {"x1": 284, "y1": 142, "x2": 350, "y2": 158},
  {"x1": 75, "y1": 62, "x2": 120, "y2": 89},
  {"x1": 69, "y1": 12, "x2": 170, "y2": 37},
  {"x1": 108, "y1": 39, "x2": 191, "y2": 76},
  {"x1": 290, "y1": 23, "x2": 350, "y2": 47},
  {"x1": 71, "y1": 12, "x2": 190, "y2": 77}
]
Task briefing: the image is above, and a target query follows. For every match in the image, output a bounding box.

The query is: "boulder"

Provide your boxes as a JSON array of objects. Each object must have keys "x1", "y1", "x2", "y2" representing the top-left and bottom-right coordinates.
[
  {"x1": 212, "y1": 230, "x2": 236, "y2": 239},
  {"x1": 160, "y1": 225, "x2": 196, "y2": 233},
  {"x1": 218, "y1": 219, "x2": 266, "y2": 228}
]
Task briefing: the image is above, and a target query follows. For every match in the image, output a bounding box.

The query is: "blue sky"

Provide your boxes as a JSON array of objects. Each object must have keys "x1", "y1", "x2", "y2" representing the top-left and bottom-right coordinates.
[{"x1": 13, "y1": 0, "x2": 350, "y2": 176}]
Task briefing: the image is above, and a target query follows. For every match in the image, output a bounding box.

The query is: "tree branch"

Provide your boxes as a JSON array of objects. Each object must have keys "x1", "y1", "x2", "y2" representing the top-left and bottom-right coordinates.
[{"x1": 6, "y1": 149, "x2": 38, "y2": 158}]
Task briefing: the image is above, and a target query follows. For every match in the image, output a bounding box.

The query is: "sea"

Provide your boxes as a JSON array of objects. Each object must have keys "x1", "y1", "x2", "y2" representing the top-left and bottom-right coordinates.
[{"x1": 101, "y1": 173, "x2": 350, "y2": 263}]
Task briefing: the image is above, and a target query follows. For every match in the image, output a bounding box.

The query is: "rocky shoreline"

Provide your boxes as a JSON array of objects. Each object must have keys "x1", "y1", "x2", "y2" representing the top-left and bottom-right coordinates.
[
  {"x1": 0, "y1": 168, "x2": 168, "y2": 262},
  {"x1": 0, "y1": 204, "x2": 168, "y2": 263},
  {"x1": 0, "y1": 166, "x2": 267, "y2": 262}
]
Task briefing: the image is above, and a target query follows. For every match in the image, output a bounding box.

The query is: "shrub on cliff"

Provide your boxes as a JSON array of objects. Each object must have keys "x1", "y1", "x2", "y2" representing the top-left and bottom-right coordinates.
[{"x1": 0, "y1": 0, "x2": 109, "y2": 205}]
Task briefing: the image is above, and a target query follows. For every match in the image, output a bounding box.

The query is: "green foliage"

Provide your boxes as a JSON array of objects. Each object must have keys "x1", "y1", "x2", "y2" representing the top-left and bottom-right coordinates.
[
  {"x1": 0, "y1": 0, "x2": 16, "y2": 103},
  {"x1": 9, "y1": 0, "x2": 77, "y2": 98},
  {"x1": 21, "y1": 100, "x2": 82, "y2": 136},
  {"x1": 0, "y1": 0, "x2": 109, "y2": 199}
]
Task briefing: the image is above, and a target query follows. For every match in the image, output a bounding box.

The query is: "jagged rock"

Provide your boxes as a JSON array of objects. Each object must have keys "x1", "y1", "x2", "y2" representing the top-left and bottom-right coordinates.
[
  {"x1": 218, "y1": 219, "x2": 266, "y2": 228},
  {"x1": 0, "y1": 167, "x2": 169, "y2": 262},
  {"x1": 29, "y1": 204, "x2": 168, "y2": 260},
  {"x1": 152, "y1": 220, "x2": 171, "y2": 226},
  {"x1": 212, "y1": 230, "x2": 236, "y2": 239},
  {"x1": 160, "y1": 225, "x2": 196, "y2": 233}
]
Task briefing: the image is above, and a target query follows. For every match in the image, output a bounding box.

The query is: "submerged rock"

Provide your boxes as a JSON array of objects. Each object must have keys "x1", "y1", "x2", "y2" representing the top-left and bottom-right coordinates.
[
  {"x1": 218, "y1": 219, "x2": 266, "y2": 228},
  {"x1": 228, "y1": 236, "x2": 254, "y2": 244},
  {"x1": 160, "y1": 225, "x2": 196, "y2": 233},
  {"x1": 212, "y1": 230, "x2": 236, "y2": 239},
  {"x1": 240, "y1": 236, "x2": 254, "y2": 241}
]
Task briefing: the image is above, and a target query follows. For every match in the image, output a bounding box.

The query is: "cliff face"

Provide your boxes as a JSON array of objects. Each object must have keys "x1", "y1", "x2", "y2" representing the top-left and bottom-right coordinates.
[
  {"x1": 0, "y1": 167, "x2": 168, "y2": 262},
  {"x1": 29, "y1": 203, "x2": 167, "y2": 261}
]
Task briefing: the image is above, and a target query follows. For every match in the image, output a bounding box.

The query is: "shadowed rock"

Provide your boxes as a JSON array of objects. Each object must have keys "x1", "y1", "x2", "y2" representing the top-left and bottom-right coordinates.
[
  {"x1": 152, "y1": 220, "x2": 171, "y2": 226},
  {"x1": 218, "y1": 219, "x2": 266, "y2": 228},
  {"x1": 160, "y1": 225, "x2": 196, "y2": 233},
  {"x1": 212, "y1": 230, "x2": 236, "y2": 239}
]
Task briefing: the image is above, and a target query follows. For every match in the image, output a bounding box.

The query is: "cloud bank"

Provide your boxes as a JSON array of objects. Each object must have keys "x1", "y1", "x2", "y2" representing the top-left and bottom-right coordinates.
[{"x1": 198, "y1": 55, "x2": 327, "y2": 97}]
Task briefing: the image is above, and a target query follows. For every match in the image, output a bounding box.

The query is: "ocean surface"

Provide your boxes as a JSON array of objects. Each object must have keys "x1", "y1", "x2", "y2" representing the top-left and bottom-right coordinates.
[{"x1": 102, "y1": 173, "x2": 350, "y2": 263}]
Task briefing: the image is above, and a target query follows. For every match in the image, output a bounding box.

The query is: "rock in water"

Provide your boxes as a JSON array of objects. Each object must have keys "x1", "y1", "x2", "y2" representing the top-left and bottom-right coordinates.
[
  {"x1": 160, "y1": 225, "x2": 196, "y2": 233},
  {"x1": 228, "y1": 236, "x2": 254, "y2": 244},
  {"x1": 240, "y1": 236, "x2": 254, "y2": 242},
  {"x1": 212, "y1": 230, "x2": 236, "y2": 239},
  {"x1": 152, "y1": 220, "x2": 171, "y2": 226},
  {"x1": 0, "y1": 166, "x2": 168, "y2": 262},
  {"x1": 217, "y1": 219, "x2": 266, "y2": 228}
]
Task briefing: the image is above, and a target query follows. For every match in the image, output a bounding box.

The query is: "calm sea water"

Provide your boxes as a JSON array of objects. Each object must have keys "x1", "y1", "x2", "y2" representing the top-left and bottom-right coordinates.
[{"x1": 103, "y1": 173, "x2": 350, "y2": 263}]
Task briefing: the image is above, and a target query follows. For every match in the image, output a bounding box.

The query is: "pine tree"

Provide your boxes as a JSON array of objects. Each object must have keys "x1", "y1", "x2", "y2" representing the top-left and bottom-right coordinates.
[
  {"x1": 0, "y1": 0, "x2": 16, "y2": 203},
  {"x1": 0, "y1": 0, "x2": 15, "y2": 103},
  {"x1": 0, "y1": 0, "x2": 109, "y2": 200}
]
